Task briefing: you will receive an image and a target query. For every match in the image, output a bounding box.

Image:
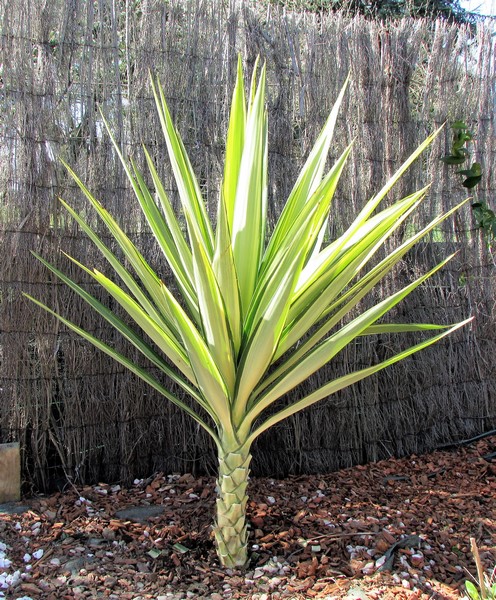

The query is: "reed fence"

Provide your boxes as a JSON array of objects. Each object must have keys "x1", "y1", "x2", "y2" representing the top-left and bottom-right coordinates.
[{"x1": 0, "y1": 0, "x2": 495, "y2": 490}]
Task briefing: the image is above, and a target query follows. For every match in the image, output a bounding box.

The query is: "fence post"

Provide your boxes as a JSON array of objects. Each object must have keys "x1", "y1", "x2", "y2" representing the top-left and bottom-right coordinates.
[{"x1": 0, "y1": 443, "x2": 21, "y2": 503}]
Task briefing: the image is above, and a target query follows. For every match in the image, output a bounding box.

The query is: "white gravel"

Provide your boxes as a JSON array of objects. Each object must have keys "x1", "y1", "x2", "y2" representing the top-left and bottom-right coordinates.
[{"x1": 0, "y1": 531, "x2": 33, "y2": 600}]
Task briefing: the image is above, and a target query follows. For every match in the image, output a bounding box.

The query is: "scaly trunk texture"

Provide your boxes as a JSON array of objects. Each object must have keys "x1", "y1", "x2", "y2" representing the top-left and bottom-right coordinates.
[{"x1": 213, "y1": 444, "x2": 252, "y2": 568}]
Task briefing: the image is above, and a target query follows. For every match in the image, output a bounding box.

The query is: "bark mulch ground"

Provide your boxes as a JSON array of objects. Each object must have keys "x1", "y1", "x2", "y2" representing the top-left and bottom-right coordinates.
[{"x1": 0, "y1": 434, "x2": 494, "y2": 600}]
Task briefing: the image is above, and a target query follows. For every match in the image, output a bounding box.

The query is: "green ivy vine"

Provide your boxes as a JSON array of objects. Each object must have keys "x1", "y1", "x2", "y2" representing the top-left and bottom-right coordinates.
[{"x1": 441, "y1": 121, "x2": 495, "y2": 243}]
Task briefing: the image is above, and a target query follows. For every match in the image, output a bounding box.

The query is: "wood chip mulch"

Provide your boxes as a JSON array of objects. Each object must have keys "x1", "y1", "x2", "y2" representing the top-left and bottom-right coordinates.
[{"x1": 0, "y1": 435, "x2": 495, "y2": 600}]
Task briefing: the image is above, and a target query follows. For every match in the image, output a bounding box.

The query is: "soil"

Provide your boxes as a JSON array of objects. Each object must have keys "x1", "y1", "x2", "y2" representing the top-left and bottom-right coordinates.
[{"x1": 0, "y1": 435, "x2": 494, "y2": 600}]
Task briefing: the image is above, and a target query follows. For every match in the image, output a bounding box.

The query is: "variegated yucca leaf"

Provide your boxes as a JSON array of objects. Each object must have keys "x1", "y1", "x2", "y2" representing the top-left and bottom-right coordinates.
[{"x1": 26, "y1": 57, "x2": 471, "y2": 568}]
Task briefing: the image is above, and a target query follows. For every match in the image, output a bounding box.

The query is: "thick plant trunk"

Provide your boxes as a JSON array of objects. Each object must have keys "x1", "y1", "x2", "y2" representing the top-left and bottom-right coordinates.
[{"x1": 213, "y1": 443, "x2": 252, "y2": 568}]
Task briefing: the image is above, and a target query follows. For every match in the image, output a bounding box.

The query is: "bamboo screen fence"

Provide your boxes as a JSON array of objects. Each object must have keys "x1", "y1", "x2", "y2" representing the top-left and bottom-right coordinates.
[{"x1": 0, "y1": 0, "x2": 495, "y2": 491}]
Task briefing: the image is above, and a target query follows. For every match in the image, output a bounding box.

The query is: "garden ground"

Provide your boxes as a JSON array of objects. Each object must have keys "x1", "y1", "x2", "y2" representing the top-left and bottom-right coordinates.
[{"x1": 0, "y1": 435, "x2": 494, "y2": 599}]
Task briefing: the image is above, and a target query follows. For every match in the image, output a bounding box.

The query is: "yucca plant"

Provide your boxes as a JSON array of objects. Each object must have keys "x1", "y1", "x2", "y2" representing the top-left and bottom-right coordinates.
[{"x1": 26, "y1": 58, "x2": 470, "y2": 568}]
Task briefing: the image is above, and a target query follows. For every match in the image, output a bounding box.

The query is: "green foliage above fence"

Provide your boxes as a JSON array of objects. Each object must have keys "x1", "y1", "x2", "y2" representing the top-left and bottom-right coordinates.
[
  {"x1": 0, "y1": 0, "x2": 495, "y2": 491},
  {"x1": 265, "y1": 0, "x2": 477, "y2": 23}
]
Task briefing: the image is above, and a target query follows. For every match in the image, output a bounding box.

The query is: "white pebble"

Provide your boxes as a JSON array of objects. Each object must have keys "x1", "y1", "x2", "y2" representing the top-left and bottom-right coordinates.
[
  {"x1": 399, "y1": 555, "x2": 410, "y2": 568},
  {"x1": 0, "y1": 569, "x2": 21, "y2": 588},
  {"x1": 32, "y1": 549, "x2": 44, "y2": 560},
  {"x1": 263, "y1": 564, "x2": 279, "y2": 575},
  {"x1": 362, "y1": 561, "x2": 375, "y2": 575},
  {"x1": 375, "y1": 555, "x2": 387, "y2": 568}
]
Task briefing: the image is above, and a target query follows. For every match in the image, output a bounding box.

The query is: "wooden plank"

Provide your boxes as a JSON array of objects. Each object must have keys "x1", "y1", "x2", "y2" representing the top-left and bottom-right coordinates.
[{"x1": 0, "y1": 443, "x2": 21, "y2": 503}]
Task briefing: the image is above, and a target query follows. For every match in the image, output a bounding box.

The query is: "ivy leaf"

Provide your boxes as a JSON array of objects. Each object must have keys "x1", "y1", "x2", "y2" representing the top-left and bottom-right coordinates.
[
  {"x1": 451, "y1": 120, "x2": 473, "y2": 139},
  {"x1": 440, "y1": 153, "x2": 467, "y2": 165},
  {"x1": 451, "y1": 120, "x2": 468, "y2": 130},
  {"x1": 459, "y1": 163, "x2": 482, "y2": 189},
  {"x1": 472, "y1": 202, "x2": 496, "y2": 235},
  {"x1": 452, "y1": 132, "x2": 473, "y2": 149},
  {"x1": 462, "y1": 175, "x2": 482, "y2": 189},
  {"x1": 456, "y1": 162, "x2": 482, "y2": 178}
]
